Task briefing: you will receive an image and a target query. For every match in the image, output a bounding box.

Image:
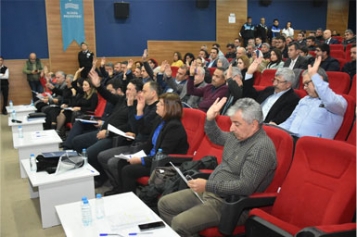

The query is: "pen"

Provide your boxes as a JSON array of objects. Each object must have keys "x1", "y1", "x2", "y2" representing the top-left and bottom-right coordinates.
[
  {"x1": 129, "y1": 232, "x2": 153, "y2": 236},
  {"x1": 99, "y1": 234, "x2": 123, "y2": 237}
]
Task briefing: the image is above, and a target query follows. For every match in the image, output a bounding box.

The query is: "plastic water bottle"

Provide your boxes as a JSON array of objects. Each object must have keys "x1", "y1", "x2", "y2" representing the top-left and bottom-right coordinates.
[
  {"x1": 18, "y1": 125, "x2": 23, "y2": 138},
  {"x1": 155, "y1": 148, "x2": 166, "y2": 161},
  {"x1": 81, "y1": 197, "x2": 92, "y2": 226},
  {"x1": 82, "y1": 148, "x2": 88, "y2": 166},
  {"x1": 11, "y1": 110, "x2": 16, "y2": 120},
  {"x1": 9, "y1": 100, "x2": 13, "y2": 110},
  {"x1": 95, "y1": 193, "x2": 105, "y2": 219},
  {"x1": 30, "y1": 153, "x2": 37, "y2": 172}
]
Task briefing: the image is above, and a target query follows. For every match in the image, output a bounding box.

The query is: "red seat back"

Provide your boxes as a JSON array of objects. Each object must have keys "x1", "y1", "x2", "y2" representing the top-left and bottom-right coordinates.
[
  {"x1": 259, "y1": 69, "x2": 277, "y2": 87},
  {"x1": 181, "y1": 108, "x2": 206, "y2": 155},
  {"x1": 335, "y1": 57, "x2": 347, "y2": 71},
  {"x1": 330, "y1": 50, "x2": 345, "y2": 59},
  {"x1": 334, "y1": 94, "x2": 355, "y2": 141},
  {"x1": 208, "y1": 67, "x2": 216, "y2": 76},
  {"x1": 329, "y1": 44, "x2": 343, "y2": 51},
  {"x1": 171, "y1": 66, "x2": 179, "y2": 78},
  {"x1": 94, "y1": 93, "x2": 107, "y2": 117},
  {"x1": 269, "y1": 137, "x2": 356, "y2": 230},
  {"x1": 346, "y1": 120, "x2": 356, "y2": 146},
  {"x1": 348, "y1": 74, "x2": 356, "y2": 103},
  {"x1": 326, "y1": 71, "x2": 350, "y2": 94}
]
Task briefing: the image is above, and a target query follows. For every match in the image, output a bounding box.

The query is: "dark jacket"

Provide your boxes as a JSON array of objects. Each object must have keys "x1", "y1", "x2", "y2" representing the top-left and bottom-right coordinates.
[
  {"x1": 311, "y1": 56, "x2": 340, "y2": 71},
  {"x1": 244, "y1": 79, "x2": 300, "y2": 124},
  {"x1": 283, "y1": 55, "x2": 308, "y2": 70},
  {"x1": 142, "y1": 118, "x2": 189, "y2": 167}
]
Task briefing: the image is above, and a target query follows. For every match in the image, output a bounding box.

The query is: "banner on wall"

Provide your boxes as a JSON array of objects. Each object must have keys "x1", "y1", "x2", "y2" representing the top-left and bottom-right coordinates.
[{"x1": 60, "y1": 0, "x2": 85, "y2": 51}]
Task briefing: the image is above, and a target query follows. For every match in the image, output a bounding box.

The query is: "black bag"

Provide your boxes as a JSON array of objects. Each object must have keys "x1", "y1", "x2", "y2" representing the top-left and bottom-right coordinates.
[
  {"x1": 35, "y1": 154, "x2": 85, "y2": 174},
  {"x1": 28, "y1": 112, "x2": 46, "y2": 118}
]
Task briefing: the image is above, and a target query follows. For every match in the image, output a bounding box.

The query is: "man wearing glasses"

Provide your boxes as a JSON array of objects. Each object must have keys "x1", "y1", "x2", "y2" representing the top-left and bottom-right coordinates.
[
  {"x1": 276, "y1": 56, "x2": 347, "y2": 139},
  {"x1": 242, "y1": 57, "x2": 300, "y2": 125}
]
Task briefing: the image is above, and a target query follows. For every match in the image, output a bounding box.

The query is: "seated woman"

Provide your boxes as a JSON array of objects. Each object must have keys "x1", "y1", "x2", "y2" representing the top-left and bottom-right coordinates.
[
  {"x1": 264, "y1": 48, "x2": 284, "y2": 71},
  {"x1": 104, "y1": 93, "x2": 188, "y2": 196},
  {"x1": 183, "y1": 52, "x2": 195, "y2": 66},
  {"x1": 55, "y1": 76, "x2": 98, "y2": 137},
  {"x1": 171, "y1": 51, "x2": 184, "y2": 67}
]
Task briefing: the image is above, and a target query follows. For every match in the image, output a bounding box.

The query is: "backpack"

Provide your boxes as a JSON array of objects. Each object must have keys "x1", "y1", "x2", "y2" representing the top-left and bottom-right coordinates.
[{"x1": 138, "y1": 156, "x2": 218, "y2": 207}]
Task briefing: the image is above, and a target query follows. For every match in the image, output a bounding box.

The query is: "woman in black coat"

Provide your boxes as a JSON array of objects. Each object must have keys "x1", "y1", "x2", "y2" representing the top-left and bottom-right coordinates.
[{"x1": 117, "y1": 93, "x2": 188, "y2": 194}]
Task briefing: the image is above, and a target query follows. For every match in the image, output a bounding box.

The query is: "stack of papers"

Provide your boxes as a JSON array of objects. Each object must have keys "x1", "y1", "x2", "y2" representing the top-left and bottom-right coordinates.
[
  {"x1": 108, "y1": 124, "x2": 135, "y2": 140},
  {"x1": 115, "y1": 150, "x2": 146, "y2": 160}
]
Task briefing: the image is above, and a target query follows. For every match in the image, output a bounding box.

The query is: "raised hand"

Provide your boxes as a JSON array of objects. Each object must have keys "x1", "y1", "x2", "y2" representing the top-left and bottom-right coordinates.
[
  {"x1": 100, "y1": 57, "x2": 106, "y2": 67},
  {"x1": 142, "y1": 49, "x2": 148, "y2": 61},
  {"x1": 127, "y1": 59, "x2": 133, "y2": 70},
  {"x1": 136, "y1": 92, "x2": 145, "y2": 116},
  {"x1": 160, "y1": 60, "x2": 168, "y2": 74},
  {"x1": 206, "y1": 97, "x2": 227, "y2": 121},
  {"x1": 190, "y1": 60, "x2": 197, "y2": 76},
  {"x1": 164, "y1": 64, "x2": 172, "y2": 78},
  {"x1": 308, "y1": 56, "x2": 321, "y2": 77},
  {"x1": 247, "y1": 57, "x2": 263, "y2": 75},
  {"x1": 88, "y1": 69, "x2": 101, "y2": 88},
  {"x1": 91, "y1": 58, "x2": 98, "y2": 70}
]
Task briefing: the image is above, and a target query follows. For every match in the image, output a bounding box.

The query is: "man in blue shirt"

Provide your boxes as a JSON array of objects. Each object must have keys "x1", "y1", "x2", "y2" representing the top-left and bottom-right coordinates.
[{"x1": 275, "y1": 56, "x2": 347, "y2": 139}]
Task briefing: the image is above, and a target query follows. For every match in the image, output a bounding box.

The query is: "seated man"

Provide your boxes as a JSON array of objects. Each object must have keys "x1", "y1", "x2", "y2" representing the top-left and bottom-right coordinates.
[
  {"x1": 187, "y1": 66, "x2": 228, "y2": 112},
  {"x1": 311, "y1": 43, "x2": 340, "y2": 71},
  {"x1": 277, "y1": 56, "x2": 347, "y2": 139},
  {"x1": 342, "y1": 44, "x2": 356, "y2": 80},
  {"x1": 158, "y1": 97, "x2": 277, "y2": 236},
  {"x1": 283, "y1": 42, "x2": 308, "y2": 70},
  {"x1": 244, "y1": 58, "x2": 300, "y2": 124},
  {"x1": 156, "y1": 63, "x2": 188, "y2": 93}
]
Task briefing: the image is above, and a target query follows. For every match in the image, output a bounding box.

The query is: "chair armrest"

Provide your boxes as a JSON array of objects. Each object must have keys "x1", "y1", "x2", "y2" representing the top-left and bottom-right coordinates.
[
  {"x1": 296, "y1": 223, "x2": 356, "y2": 237},
  {"x1": 155, "y1": 155, "x2": 194, "y2": 167},
  {"x1": 218, "y1": 193, "x2": 278, "y2": 235}
]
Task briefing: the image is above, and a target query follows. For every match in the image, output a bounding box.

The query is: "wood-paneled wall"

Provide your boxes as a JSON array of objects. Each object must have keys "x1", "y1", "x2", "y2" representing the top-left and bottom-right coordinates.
[{"x1": 3, "y1": 0, "x2": 351, "y2": 106}]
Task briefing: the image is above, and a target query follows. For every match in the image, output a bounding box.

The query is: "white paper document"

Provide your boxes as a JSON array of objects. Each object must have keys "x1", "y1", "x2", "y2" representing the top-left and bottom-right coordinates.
[
  {"x1": 114, "y1": 150, "x2": 147, "y2": 160},
  {"x1": 169, "y1": 162, "x2": 204, "y2": 203},
  {"x1": 108, "y1": 124, "x2": 135, "y2": 140},
  {"x1": 75, "y1": 118, "x2": 99, "y2": 124}
]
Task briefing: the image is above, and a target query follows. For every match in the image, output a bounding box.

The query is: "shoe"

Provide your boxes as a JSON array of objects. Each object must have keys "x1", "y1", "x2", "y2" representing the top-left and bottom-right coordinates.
[{"x1": 104, "y1": 188, "x2": 120, "y2": 196}]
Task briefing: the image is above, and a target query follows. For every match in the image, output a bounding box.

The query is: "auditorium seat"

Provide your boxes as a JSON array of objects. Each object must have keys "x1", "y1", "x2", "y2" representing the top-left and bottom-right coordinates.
[
  {"x1": 334, "y1": 94, "x2": 355, "y2": 141},
  {"x1": 326, "y1": 71, "x2": 350, "y2": 94},
  {"x1": 245, "y1": 137, "x2": 356, "y2": 237},
  {"x1": 335, "y1": 57, "x2": 347, "y2": 71},
  {"x1": 330, "y1": 49, "x2": 345, "y2": 59},
  {"x1": 296, "y1": 222, "x2": 356, "y2": 237},
  {"x1": 199, "y1": 125, "x2": 294, "y2": 237},
  {"x1": 259, "y1": 69, "x2": 277, "y2": 87},
  {"x1": 329, "y1": 44, "x2": 343, "y2": 51},
  {"x1": 346, "y1": 121, "x2": 356, "y2": 146},
  {"x1": 208, "y1": 67, "x2": 216, "y2": 76},
  {"x1": 348, "y1": 74, "x2": 356, "y2": 102},
  {"x1": 171, "y1": 66, "x2": 179, "y2": 78}
]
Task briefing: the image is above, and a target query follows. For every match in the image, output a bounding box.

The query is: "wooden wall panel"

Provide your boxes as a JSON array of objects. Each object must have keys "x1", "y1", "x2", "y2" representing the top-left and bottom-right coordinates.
[
  {"x1": 326, "y1": 0, "x2": 350, "y2": 36},
  {"x1": 216, "y1": 0, "x2": 246, "y2": 47},
  {"x1": 2, "y1": 59, "x2": 49, "y2": 106},
  {"x1": 45, "y1": 0, "x2": 96, "y2": 75},
  {"x1": 147, "y1": 41, "x2": 216, "y2": 65}
]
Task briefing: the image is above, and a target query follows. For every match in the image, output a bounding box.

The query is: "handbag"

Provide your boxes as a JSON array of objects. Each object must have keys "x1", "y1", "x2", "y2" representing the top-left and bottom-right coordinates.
[
  {"x1": 36, "y1": 153, "x2": 85, "y2": 174},
  {"x1": 28, "y1": 112, "x2": 46, "y2": 118}
]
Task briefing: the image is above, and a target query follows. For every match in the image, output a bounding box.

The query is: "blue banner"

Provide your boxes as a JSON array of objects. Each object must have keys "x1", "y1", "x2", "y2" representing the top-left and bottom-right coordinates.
[{"x1": 60, "y1": 0, "x2": 85, "y2": 51}]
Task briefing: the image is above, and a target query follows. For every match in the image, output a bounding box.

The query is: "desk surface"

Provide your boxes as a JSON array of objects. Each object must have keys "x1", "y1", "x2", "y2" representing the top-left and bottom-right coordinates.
[
  {"x1": 21, "y1": 160, "x2": 99, "y2": 187},
  {"x1": 8, "y1": 115, "x2": 45, "y2": 126},
  {"x1": 56, "y1": 192, "x2": 179, "y2": 237},
  {"x1": 13, "y1": 130, "x2": 62, "y2": 148},
  {"x1": 6, "y1": 104, "x2": 36, "y2": 113}
]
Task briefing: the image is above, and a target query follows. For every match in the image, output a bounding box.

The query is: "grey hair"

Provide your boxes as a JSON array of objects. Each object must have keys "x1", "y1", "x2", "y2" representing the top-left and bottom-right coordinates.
[
  {"x1": 262, "y1": 43, "x2": 270, "y2": 49},
  {"x1": 230, "y1": 66, "x2": 242, "y2": 79},
  {"x1": 302, "y1": 67, "x2": 328, "y2": 82},
  {"x1": 66, "y1": 74, "x2": 74, "y2": 82},
  {"x1": 227, "y1": 98, "x2": 263, "y2": 125},
  {"x1": 56, "y1": 71, "x2": 66, "y2": 78},
  {"x1": 345, "y1": 29, "x2": 354, "y2": 35},
  {"x1": 275, "y1": 67, "x2": 296, "y2": 84},
  {"x1": 237, "y1": 47, "x2": 247, "y2": 54},
  {"x1": 247, "y1": 43, "x2": 257, "y2": 50}
]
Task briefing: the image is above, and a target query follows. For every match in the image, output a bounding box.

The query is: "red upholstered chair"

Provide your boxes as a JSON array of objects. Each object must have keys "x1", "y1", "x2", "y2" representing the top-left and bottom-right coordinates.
[
  {"x1": 346, "y1": 121, "x2": 356, "y2": 146},
  {"x1": 332, "y1": 36, "x2": 343, "y2": 43},
  {"x1": 326, "y1": 71, "x2": 350, "y2": 94},
  {"x1": 253, "y1": 71, "x2": 262, "y2": 85},
  {"x1": 208, "y1": 67, "x2": 216, "y2": 76},
  {"x1": 334, "y1": 94, "x2": 355, "y2": 141},
  {"x1": 136, "y1": 108, "x2": 206, "y2": 186},
  {"x1": 199, "y1": 125, "x2": 294, "y2": 237},
  {"x1": 293, "y1": 89, "x2": 307, "y2": 98},
  {"x1": 259, "y1": 69, "x2": 277, "y2": 87},
  {"x1": 330, "y1": 50, "x2": 345, "y2": 59},
  {"x1": 245, "y1": 137, "x2": 356, "y2": 237},
  {"x1": 335, "y1": 57, "x2": 347, "y2": 71},
  {"x1": 170, "y1": 66, "x2": 179, "y2": 78},
  {"x1": 345, "y1": 48, "x2": 351, "y2": 61},
  {"x1": 296, "y1": 222, "x2": 356, "y2": 237},
  {"x1": 309, "y1": 50, "x2": 316, "y2": 58},
  {"x1": 348, "y1": 74, "x2": 356, "y2": 102},
  {"x1": 329, "y1": 44, "x2": 343, "y2": 51}
]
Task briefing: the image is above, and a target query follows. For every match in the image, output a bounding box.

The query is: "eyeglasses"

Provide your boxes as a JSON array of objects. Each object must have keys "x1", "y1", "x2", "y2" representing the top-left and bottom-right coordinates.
[
  {"x1": 315, "y1": 49, "x2": 321, "y2": 52},
  {"x1": 272, "y1": 78, "x2": 287, "y2": 84},
  {"x1": 303, "y1": 80, "x2": 313, "y2": 87}
]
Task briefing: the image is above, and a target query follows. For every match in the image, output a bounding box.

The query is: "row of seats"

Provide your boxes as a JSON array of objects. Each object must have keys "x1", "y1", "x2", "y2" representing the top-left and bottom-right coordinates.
[
  {"x1": 165, "y1": 109, "x2": 355, "y2": 237},
  {"x1": 309, "y1": 48, "x2": 353, "y2": 61}
]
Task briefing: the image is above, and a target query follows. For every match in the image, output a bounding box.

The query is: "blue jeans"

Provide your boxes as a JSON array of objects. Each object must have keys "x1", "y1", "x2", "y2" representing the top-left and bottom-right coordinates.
[{"x1": 28, "y1": 80, "x2": 43, "y2": 101}]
